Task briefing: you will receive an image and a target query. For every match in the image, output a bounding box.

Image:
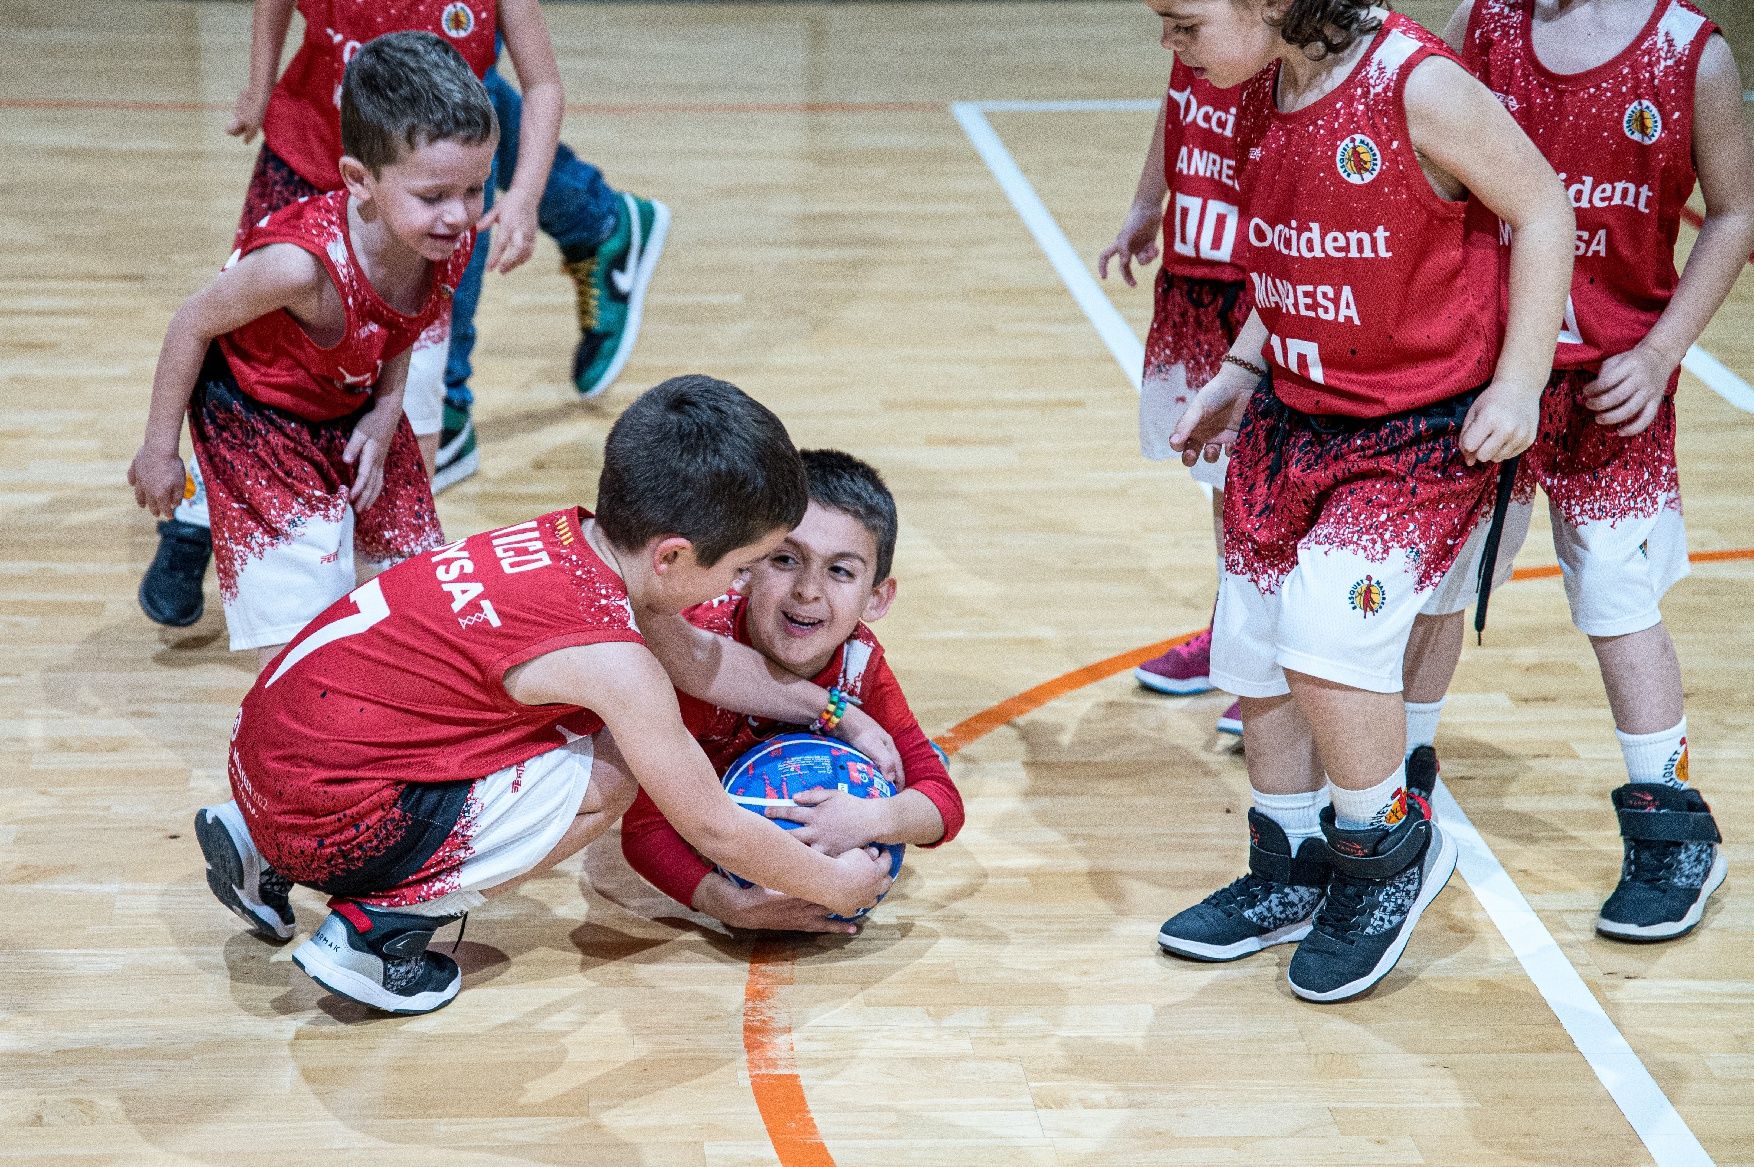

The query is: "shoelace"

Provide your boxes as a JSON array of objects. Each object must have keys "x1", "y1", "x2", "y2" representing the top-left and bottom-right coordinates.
[
  {"x1": 1315, "y1": 874, "x2": 1375, "y2": 943},
  {"x1": 564, "y1": 257, "x2": 602, "y2": 334},
  {"x1": 1624, "y1": 838, "x2": 1684, "y2": 886}
]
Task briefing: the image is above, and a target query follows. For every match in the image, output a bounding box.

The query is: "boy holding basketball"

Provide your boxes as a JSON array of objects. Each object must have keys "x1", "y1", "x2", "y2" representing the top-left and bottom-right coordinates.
[
  {"x1": 621, "y1": 449, "x2": 966, "y2": 933},
  {"x1": 1099, "y1": 62, "x2": 1249, "y2": 737},
  {"x1": 128, "y1": 33, "x2": 491, "y2": 668},
  {"x1": 1146, "y1": 0, "x2": 1576, "y2": 1000},
  {"x1": 1444, "y1": 0, "x2": 1752, "y2": 939},
  {"x1": 203, "y1": 377, "x2": 896, "y2": 1014}
]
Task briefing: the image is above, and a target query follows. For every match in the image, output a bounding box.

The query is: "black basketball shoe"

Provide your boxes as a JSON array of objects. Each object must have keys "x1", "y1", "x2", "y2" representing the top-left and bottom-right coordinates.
[
  {"x1": 139, "y1": 518, "x2": 211, "y2": 627},
  {"x1": 1405, "y1": 744, "x2": 1440, "y2": 806},
  {"x1": 292, "y1": 902, "x2": 463, "y2": 1015},
  {"x1": 1596, "y1": 783, "x2": 1726, "y2": 942},
  {"x1": 1157, "y1": 809, "x2": 1327, "y2": 961},
  {"x1": 1288, "y1": 799, "x2": 1455, "y2": 1002},
  {"x1": 194, "y1": 800, "x2": 294, "y2": 942}
]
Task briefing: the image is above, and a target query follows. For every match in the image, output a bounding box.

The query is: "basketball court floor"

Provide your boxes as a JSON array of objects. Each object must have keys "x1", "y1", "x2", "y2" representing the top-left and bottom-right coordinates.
[{"x1": 3, "y1": 2, "x2": 1752, "y2": 1163}]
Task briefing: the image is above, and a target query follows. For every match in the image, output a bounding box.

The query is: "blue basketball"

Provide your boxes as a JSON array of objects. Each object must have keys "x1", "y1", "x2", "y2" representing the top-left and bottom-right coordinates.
[{"x1": 719, "y1": 732, "x2": 905, "y2": 919}]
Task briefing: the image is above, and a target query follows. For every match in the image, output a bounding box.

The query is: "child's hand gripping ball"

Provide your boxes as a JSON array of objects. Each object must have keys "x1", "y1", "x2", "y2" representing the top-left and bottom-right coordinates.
[{"x1": 719, "y1": 733, "x2": 905, "y2": 920}]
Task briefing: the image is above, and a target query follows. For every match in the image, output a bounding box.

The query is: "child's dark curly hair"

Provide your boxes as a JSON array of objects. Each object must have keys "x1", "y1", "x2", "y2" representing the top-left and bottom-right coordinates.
[{"x1": 1273, "y1": 0, "x2": 1387, "y2": 60}]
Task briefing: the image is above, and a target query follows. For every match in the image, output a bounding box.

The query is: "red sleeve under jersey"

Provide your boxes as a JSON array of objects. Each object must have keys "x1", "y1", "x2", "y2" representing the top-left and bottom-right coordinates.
[{"x1": 620, "y1": 647, "x2": 965, "y2": 910}]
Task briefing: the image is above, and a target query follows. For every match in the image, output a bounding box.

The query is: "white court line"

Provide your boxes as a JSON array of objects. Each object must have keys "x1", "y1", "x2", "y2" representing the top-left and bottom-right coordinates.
[
  {"x1": 954, "y1": 98, "x2": 1717, "y2": 1167},
  {"x1": 1683, "y1": 345, "x2": 1754, "y2": 413}
]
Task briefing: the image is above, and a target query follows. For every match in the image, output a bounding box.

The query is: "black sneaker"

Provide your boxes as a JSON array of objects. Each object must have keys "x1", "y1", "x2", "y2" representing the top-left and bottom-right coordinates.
[
  {"x1": 432, "y1": 399, "x2": 478, "y2": 492},
  {"x1": 1405, "y1": 745, "x2": 1439, "y2": 806},
  {"x1": 1157, "y1": 809, "x2": 1327, "y2": 961},
  {"x1": 1288, "y1": 799, "x2": 1456, "y2": 1002},
  {"x1": 292, "y1": 902, "x2": 463, "y2": 1015},
  {"x1": 139, "y1": 518, "x2": 211, "y2": 627},
  {"x1": 194, "y1": 800, "x2": 295, "y2": 942},
  {"x1": 1596, "y1": 783, "x2": 1726, "y2": 942},
  {"x1": 565, "y1": 193, "x2": 670, "y2": 399}
]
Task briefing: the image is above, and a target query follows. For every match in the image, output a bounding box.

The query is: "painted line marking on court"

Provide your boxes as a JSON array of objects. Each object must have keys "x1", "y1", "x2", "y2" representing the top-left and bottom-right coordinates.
[
  {"x1": 954, "y1": 101, "x2": 1740, "y2": 1166},
  {"x1": 952, "y1": 102, "x2": 1145, "y2": 391}
]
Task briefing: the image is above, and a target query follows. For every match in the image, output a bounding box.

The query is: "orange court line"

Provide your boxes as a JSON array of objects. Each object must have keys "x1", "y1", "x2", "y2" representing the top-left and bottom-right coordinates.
[{"x1": 741, "y1": 545, "x2": 1754, "y2": 1167}]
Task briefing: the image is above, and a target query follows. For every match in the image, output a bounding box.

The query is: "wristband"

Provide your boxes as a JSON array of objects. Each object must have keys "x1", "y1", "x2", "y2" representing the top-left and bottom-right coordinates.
[
  {"x1": 811, "y1": 687, "x2": 849, "y2": 734},
  {"x1": 1224, "y1": 354, "x2": 1267, "y2": 379}
]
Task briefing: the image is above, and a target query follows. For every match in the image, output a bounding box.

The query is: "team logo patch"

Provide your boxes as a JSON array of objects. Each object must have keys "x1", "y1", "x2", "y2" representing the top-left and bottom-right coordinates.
[
  {"x1": 1381, "y1": 788, "x2": 1407, "y2": 827},
  {"x1": 1349, "y1": 574, "x2": 1387, "y2": 618},
  {"x1": 441, "y1": 2, "x2": 475, "y2": 37},
  {"x1": 1623, "y1": 100, "x2": 1662, "y2": 144},
  {"x1": 1335, "y1": 134, "x2": 1382, "y2": 184},
  {"x1": 1667, "y1": 739, "x2": 1689, "y2": 785}
]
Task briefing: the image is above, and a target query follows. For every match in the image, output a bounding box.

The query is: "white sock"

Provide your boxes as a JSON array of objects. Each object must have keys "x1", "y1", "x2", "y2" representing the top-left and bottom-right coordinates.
[
  {"x1": 1404, "y1": 699, "x2": 1444, "y2": 755},
  {"x1": 1329, "y1": 764, "x2": 1407, "y2": 831},
  {"x1": 1252, "y1": 787, "x2": 1327, "y2": 852},
  {"x1": 1616, "y1": 719, "x2": 1688, "y2": 787}
]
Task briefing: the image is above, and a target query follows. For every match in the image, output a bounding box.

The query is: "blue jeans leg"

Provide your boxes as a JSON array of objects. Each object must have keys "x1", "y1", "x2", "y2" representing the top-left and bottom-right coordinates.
[{"x1": 446, "y1": 67, "x2": 624, "y2": 404}]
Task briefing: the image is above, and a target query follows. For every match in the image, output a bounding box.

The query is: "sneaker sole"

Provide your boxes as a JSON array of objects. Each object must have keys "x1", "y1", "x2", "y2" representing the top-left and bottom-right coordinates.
[
  {"x1": 291, "y1": 937, "x2": 460, "y2": 1016},
  {"x1": 1289, "y1": 824, "x2": 1458, "y2": 1003},
  {"x1": 1595, "y1": 851, "x2": 1727, "y2": 942},
  {"x1": 430, "y1": 444, "x2": 479, "y2": 494},
  {"x1": 1158, "y1": 917, "x2": 1312, "y2": 962},
  {"x1": 1133, "y1": 667, "x2": 1215, "y2": 695},
  {"x1": 193, "y1": 807, "x2": 293, "y2": 943},
  {"x1": 578, "y1": 196, "x2": 670, "y2": 400}
]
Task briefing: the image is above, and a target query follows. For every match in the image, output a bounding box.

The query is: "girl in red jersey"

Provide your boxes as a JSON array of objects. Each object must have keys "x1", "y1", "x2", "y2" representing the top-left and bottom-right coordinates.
[
  {"x1": 1099, "y1": 63, "x2": 1250, "y2": 736},
  {"x1": 1447, "y1": 0, "x2": 1754, "y2": 941},
  {"x1": 1143, "y1": 0, "x2": 1576, "y2": 1001}
]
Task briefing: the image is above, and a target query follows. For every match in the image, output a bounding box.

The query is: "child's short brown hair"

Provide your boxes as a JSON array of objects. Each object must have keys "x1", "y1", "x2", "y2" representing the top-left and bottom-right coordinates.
[
  {"x1": 597, "y1": 376, "x2": 808, "y2": 566},
  {"x1": 340, "y1": 31, "x2": 497, "y2": 174}
]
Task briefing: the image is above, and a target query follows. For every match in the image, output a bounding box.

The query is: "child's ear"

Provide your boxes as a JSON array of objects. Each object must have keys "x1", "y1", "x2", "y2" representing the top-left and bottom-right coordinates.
[
  {"x1": 338, "y1": 155, "x2": 375, "y2": 203},
  {"x1": 862, "y1": 577, "x2": 897, "y2": 623},
  {"x1": 649, "y1": 535, "x2": 694, "y2": 575}
]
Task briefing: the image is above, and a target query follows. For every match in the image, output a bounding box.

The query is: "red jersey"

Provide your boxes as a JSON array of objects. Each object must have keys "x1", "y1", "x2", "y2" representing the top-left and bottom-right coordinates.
[
  {"x1": 262, "y1": 0, "x2": 498, "y2": 191},
  {"x1": 232, "y1": 508, "x2": 643, "y2": 881},
  {"x1": 1464, "y1": 0, "x2": 1716, "y2": 372},
  {"x1": 1161, "y1": 59, "x2": 1246, "y2": 282},
  {"x1": 217, "y1": 191, "x2": 473, "y2": 421},
  {"x1": 1234, "y1": 14, "x2": 1503, "y2": 417},
  {"x1": 620, "y1": 593, "x2": 965, "y2": 909}
]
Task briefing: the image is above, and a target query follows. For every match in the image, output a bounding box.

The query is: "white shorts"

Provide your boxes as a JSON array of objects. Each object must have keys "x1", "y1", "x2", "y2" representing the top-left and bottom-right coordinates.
[
  {"x1": 1212, "y1": 538, "x2": 1487, "y2": 698},
  {"x1": 1419, "y1": 498, "x2": 1530, "y2": 617},
  {"x1": 1495, "y1": 494, "x2": 1688, "y2": 638},
  {"x1": 390, "y1": 734, "x2": 596, "y2": 915},
  {"x1": 1141, "y1": 363, "x2": 1228, "y2": 488},
  {"x1": 402, "y1": 316, "x2": 449, "y2": 437}
]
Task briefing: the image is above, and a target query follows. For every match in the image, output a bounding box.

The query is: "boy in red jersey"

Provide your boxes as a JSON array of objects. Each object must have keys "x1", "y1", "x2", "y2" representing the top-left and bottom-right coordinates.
[
  {"x1": 207, "y1": 378, "x2": 896, "y2": 1014},
  {"x1": 1100, "y1": 63, "x2": 1250, "y2": 736},
  {"x1": 621, "y1": 450, "x2": 966, "y2": 933},
  {"x1": 1145, "y1": 0, "x2": 1576, "y2": 1001},
  {"x1": 129, "y1": 33, "x2": 492, "y2": 666},
  {"x1": 1447, "y1": 0, "x2": 1753, "y2": 940}
]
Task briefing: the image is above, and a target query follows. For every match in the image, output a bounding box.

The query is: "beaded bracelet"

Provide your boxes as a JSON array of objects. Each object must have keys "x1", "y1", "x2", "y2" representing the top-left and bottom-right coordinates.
[
  {"x1": 1224, "y1": 353, "x2": 1268, "y2": 379},
  {"x1": 811, "y1": 687, "x2": 849, "y2": 734}
]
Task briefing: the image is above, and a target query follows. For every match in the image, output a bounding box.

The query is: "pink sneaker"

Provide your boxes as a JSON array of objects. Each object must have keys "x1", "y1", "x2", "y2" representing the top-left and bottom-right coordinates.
[
  {"x1": 1216, "y1": 699, "x2": 1242, "y2": 736},
  {"x1": 1134, "y1": 628, "x2": 1215, "y2": 695}
]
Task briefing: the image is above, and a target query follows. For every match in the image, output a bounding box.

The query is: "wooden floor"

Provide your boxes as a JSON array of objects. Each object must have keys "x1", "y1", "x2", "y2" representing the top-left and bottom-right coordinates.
[{"x1": 4, "y1": 2, "x2": 1753, "y2": 1164}]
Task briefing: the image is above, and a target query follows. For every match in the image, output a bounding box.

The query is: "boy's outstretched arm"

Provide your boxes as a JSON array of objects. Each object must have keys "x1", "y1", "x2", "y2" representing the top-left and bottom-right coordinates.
[
  {"x1": 640, "y1": 612, "x2": 905, "y2": 783},
  {"x1": 1585, "y1": 36, "x2": 1754, "y2": 436},
  {"x1": 620, "y1": 792, "x2": 856, "y2": 934},
  {"x1": 481, "y1": 0, "x2": 564, "y2": 274},
  {"x1": 129, "y1": 245, "x2": 328, "y2": 517},
  {"x1": 505, "y1": 641, "x2": 891, "y2": 917},
  {"x1": 1406, "y1": 56, "x2": 1574, "y2": 465},
  {"x1": 229, "y1": 0, "x2": 296, "y2": 143}
]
